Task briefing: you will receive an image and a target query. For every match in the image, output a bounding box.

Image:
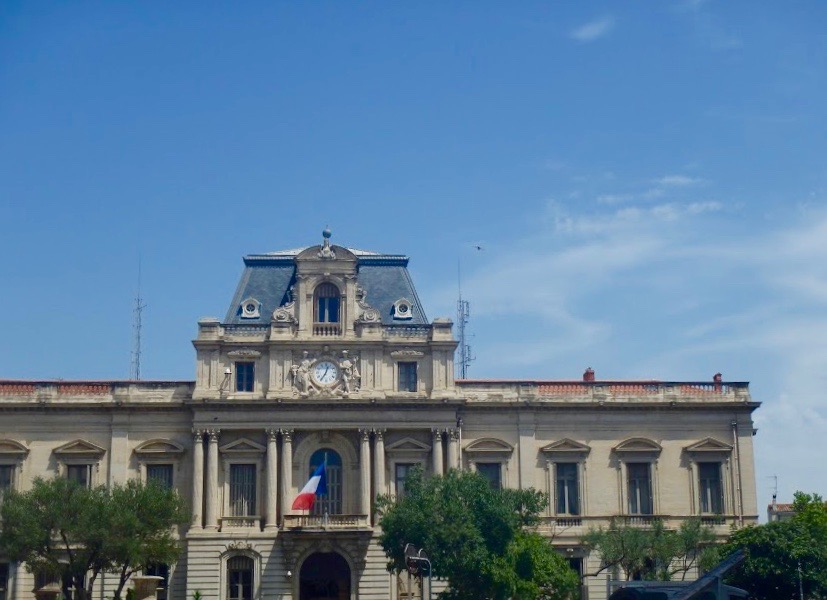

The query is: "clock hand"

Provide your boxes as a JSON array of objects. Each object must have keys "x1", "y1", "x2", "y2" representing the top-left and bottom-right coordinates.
[{"x1": 323, "y1": 366, "x2": 329, "y2": 378}]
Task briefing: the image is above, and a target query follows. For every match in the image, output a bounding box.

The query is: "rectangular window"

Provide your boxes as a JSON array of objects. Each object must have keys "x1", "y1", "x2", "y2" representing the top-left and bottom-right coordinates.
[
  {"x1": 476, "y1": 463, "x2": 502, "y2": 490},
  {"x1": 0, "y1": 465, "x2": 13, "y2": 501},
  {"x1": 699, "y1": 462, "x2": 724, "y2": 514},
  {"x1": 398, "y1": 362, "x2": 418, "y2": 392},
  {"x1": 235, "y1": 362, "x2": 254, "y2": 393},
  {"x1": 145, "y1": 564, "x2": 169, "y2": 600},
  {"x1": 0, "y1": 563, "x2": 8, "y2": 600},
  {"x1": 229, "y1": 464, "x2": 257, "y2": 516},
  {"x1": 66, "y1": 464, "x2": 92, "y2": 488},
  {"x1": 555, "y1": 463, "x2": 580, "y2": 515},
  {"x1": 146, "y1": 464, "x2": 174, "y2": 490},
  {"x1": 627, "y1": 463, "x2": 653, "y2": 515},
  {"x1": 395, "y1": 463, "x2": 418, "y2": 498}
]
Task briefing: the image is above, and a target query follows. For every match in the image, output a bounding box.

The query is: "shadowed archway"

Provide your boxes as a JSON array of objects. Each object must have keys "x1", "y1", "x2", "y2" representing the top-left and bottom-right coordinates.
[{"x1": 299, "y1": 552, "x2": 350, "y2": 600}]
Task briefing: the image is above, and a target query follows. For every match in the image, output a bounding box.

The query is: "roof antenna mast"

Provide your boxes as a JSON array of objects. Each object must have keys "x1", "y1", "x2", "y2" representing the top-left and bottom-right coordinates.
[
  {"x1": 130, "y1": 256, "x2": 147, "y2": 380},
  {"x1": 456, "y1": 259, "x2": 474, "y2": 379}
]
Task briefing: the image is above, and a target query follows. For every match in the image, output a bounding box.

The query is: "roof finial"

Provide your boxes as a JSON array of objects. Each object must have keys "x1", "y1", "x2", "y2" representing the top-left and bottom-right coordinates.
[{"x1": 318, "y1": 226, "x2": 336, "y2": 259}]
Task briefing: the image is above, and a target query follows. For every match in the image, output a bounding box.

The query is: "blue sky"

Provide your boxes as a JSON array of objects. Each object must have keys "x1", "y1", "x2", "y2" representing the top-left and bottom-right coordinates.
[{"x1": 2, "y1": 1, "x2": 826, "y2": 509}]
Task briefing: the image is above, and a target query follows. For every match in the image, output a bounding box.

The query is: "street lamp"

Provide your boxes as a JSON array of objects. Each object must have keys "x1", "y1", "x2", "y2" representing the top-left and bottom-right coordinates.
[{"x1": 404, "y1": 544, "x2": 432, "y2": 600}]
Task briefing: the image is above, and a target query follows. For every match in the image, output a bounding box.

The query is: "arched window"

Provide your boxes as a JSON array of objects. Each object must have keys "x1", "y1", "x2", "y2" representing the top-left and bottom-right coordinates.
[
  {"x1": 309, "y1": 448, "x2": 342, "y2": 515},
  {"x1": 227, "y1": 556, "x2": 254, "y2": 600},
  {"x1": 314, "y1": 283, "x2": 340, "y2": 324}
]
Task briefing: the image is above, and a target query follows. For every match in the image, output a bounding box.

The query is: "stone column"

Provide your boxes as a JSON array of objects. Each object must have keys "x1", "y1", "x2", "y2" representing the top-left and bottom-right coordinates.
[
  {"x1": 204, "y1": 429, "x2": 220, "y2": 530},
  {"x1": 359, "y1": 429, "x2": 371, "y2": 516},
  {"x1": 431, "y1": 428, "x2": 443, "y2": 476},
  {"x1": 447, "y1": 428, "x2": 459, "y2": 471},
  {"x1": 191, "y1": 429, "x2": 204, "y2": 529},
  {"x1": 280, "y1": 429, "x2": 293, "y2": 518},
  {"x1": 265, "y1": 429, "x2": 279, "y2": 529},
  {"x1": 373, "y1": 429, "x2": 386, "y2": 498}
]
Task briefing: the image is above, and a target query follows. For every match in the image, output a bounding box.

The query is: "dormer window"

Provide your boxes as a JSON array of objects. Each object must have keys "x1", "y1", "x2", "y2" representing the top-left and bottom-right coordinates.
[
  {"x1": 314, "y1": 283, "x2": 340, "y2": 324},
  {"x1": 392, "y1": 298, "x2": 413, "y2": 320},
  {"x1": 239, "y1": 298, "x2": 261, "y2": 319}
]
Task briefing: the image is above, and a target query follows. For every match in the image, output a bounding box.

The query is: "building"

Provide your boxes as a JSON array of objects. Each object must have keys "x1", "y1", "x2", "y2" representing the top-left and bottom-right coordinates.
[{"x1": 0, "y1": 231, "x2": 760, "y2": 600}]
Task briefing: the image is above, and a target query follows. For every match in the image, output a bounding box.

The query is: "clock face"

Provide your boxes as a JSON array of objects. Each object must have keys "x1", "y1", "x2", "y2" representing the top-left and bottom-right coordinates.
[{"x1": 312, "y1": 360, "x2": 339, "y2": 385}]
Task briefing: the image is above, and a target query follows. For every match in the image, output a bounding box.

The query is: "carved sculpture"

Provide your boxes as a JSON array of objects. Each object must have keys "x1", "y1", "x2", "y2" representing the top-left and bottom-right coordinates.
[
  {"x1": 339, "y1": 351, "x2": 361, "y2": 394},
  {"x1": 291, "y1": 351, "x2": 314, "y2": 396}
]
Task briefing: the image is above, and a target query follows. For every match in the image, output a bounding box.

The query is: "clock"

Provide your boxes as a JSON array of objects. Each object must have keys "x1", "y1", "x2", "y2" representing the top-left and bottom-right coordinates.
[{"x1": 312, "y1": 360, "x2": 340, "y2": 385}]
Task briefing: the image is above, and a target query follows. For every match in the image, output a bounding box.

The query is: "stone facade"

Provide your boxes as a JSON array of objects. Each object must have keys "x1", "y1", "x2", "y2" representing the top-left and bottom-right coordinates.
[{"x1": 0, "y1": 234, "x2": 760, "y2": 600}]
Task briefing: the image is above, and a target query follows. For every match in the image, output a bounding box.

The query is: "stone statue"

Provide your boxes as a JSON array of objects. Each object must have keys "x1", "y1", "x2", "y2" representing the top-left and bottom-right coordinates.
[
  {"x1": 292, "y1": 351, "x2": 312, "y2": 395},
  {"x1": 340, "y1": 351, "x2": 360, "y2": 394}
]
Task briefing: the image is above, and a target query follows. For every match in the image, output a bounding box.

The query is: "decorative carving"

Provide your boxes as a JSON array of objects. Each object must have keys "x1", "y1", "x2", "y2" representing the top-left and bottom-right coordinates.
[
  {"x1": 192, "y1": 429, "x2": 204, "y2": 442},
  {"x1": 272, "y1": 306, "x2": 296, "y2": 323},
  {"x1": 359, "y1": 428, "x2": 371, "y2": 441},
  {"x1": 280, "y1": 429, "x2": 294, "y2": 442},
  {"x1": 228, "y1": 349, "x2": 261, "y2": 359},
  {"x1": 226, "y1": 541, "x2": 253, "y2": 551},
  {"x1": 391, "y1": 350, "x2": 425, "y2": 358},
  {"x1": 290, "y1": 349, "x2": 361, "y2": 397},
  {"x1": 266, "y1": 429, "x2": 279, "y2": 442},
  {"x1": 206, "y1": 429, "x2": 221, "y2": 443},
  {"x1": 318, "y1": 228, "x2": 336, "y2": 259},
  {"x1": 356, "y1": 286, "x2": 381, "y2": 323},
  {"x1": 372, "y1": 428, "x2": 386, "y2": 440}
]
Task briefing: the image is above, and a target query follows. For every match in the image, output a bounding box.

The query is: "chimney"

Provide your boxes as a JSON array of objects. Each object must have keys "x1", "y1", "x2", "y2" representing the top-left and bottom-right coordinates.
[{"x1": 583, "y1": 367, "x2": 595, "y2": 382}]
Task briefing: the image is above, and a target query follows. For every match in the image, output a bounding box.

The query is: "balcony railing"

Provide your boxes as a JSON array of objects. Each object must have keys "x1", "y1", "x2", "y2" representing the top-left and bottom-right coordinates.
[
  {"x1": 540, "y1": 514, "x2": 742, "y2": 536},
  {"x1": 313, "y1": 323, "x2": 342, "y2": 337},
  {"x1": 220, "y1": 516, "x2": 260, "y2": 529},
  {"x1": 282, "y1": 513, "x2": 370, "y2": 530}
]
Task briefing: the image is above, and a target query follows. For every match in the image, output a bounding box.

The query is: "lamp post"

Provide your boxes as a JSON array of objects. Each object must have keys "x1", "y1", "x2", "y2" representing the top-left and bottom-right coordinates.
[{"x1": 404, "y1": 543, "x2": 432, "y2": 600}]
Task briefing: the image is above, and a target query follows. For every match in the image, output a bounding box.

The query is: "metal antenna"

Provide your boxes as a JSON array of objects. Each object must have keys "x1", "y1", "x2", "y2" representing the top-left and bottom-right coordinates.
[
  {"x1": 130, "y1": 257, "x2": 147, "y2": 380},
  {"x1": 456, "y1": 259, "x2": 475, "y2": 379}
]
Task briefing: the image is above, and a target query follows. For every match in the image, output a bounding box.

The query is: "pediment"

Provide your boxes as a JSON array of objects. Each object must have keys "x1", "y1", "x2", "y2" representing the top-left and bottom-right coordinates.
[
  {"x1": 541, "y1": 438, "x2": 591, "y2": 454},
  {"x1": 134, "y1": 439, "x2": 185, "y2": 456},
  {"x1": 685, "y1": 437, "x2": 732, "y2": 453},
  {"x1": 219, "y1": 438, "x2": 266, "y2": 454},
  {"x1": 613, "y1": 437, "x2": 662, "y2": 453},
  {"x1": 53, "y1": 439, "x2": 106, "y2": 457},
  {"x1": 0, "y1": 439, "x2": 29, "y2": 457},
  {"x1": 465, "y1": 438, "x2": 514, "y2": 454},
  {"x1": 385, "y1": 437, "x2": 431, "y2": 454}
]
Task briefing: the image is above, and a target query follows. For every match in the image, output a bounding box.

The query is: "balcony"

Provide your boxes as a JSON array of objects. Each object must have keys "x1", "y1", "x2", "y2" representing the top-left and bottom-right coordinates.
[
  {"x1": 282, "y1": 514, "x2": 370, "y2": 531},
  {"x1": 220, "y1": 516, "x2": 260, "y2": 530},
  {"x1": 313, "y1": 322, "x2": 342, "y2": 337}
]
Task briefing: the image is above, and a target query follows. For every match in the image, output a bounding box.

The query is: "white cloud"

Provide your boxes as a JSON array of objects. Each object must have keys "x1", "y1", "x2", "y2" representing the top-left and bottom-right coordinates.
[
  {"x1": 442, "y1": 195, "x2": 827, "y2": 506},
  {"x1": 653, "y1": 175, "x2": 704, "y2": 186},
  {"x1": 570, "y1": 16, "x2": 615, "y2": 43}
]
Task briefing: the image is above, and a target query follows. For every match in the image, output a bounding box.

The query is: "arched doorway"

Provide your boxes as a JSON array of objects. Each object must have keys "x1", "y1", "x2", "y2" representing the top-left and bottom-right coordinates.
[{"x1": 299, "y1": 552, "x2": 350, "y2": 600}]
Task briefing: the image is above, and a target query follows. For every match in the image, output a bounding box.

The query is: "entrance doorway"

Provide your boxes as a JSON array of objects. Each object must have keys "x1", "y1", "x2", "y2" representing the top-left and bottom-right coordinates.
[{"x1": 299, "y1": 552, "x2": 350, "y2": 600}]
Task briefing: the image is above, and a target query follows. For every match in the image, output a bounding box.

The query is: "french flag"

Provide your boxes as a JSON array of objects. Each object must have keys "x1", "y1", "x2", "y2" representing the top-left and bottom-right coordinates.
[{"x1": 292, "y1": 462, "x2": 327, "y2": 511}]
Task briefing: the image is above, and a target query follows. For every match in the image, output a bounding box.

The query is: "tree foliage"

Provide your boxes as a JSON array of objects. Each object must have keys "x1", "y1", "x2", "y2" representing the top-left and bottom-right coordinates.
[
  {"x1": 718, "y1": 492, "x2": 827, "y2": 600},
  {"x1": 376, "y1": 468, "x2": 579, "y2": 600},
  {"x1": 581, "y1": 517, "x2": 717, "y2": 581},
  {"x1": 0, "y1": 477, "x2": 188, "y2": 600}
]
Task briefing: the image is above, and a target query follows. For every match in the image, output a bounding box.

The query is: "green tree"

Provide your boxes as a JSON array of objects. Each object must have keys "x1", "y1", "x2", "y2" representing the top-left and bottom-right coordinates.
[
  {"x1": 376, "y1": 468, "x2": 579, "y2": 600},
  {"x1": 581, "y1": 517, "x2": 717, "y2": 581},
  {"x1": 0, "y1": 477, "x2": 188, "y2": 600},
  {"x1": 719, "y1": 492, "x2": 827, "y2": 600},
  {"x1": 105, "y1": 479, "x2": 189, "y2": 600}
]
